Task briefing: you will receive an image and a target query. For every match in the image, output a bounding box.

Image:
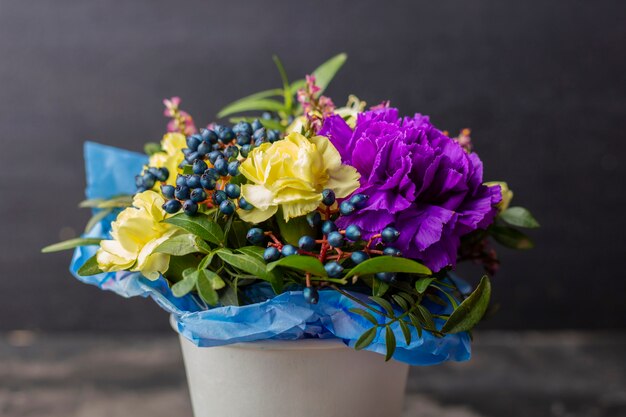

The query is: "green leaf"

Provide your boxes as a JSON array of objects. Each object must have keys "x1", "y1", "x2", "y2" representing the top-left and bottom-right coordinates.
[
  {"x1": 384, "y1": 326, "x2": 396, "y2": 361},
  {"x1": 198, "y1": 252, "x2": 216, "y2": 270},
  {"x1": 442, "y1": 276, "x2": 492, "y2": 334},
  {"x1": 272, "y1": 55, "x2": 292, "y2": 111},
  {"x1": 345, "y1": 257, "x2": 431, "y2": 279},
  {"x1": 77, "y1": 254, "x2": 103, "y2": 276},
  {"x1": 416, "y1": 305, "x2": 435, "y2": 329},
  {"x1": 227, "y1": 221, "x2": 251, "y2": 249},
  {"x1": 79, "y1": 195, "x2": 133, "y2": 209},
  {"x1": 491, "y1": 226, "x2": 534, "y2": 249},
  {"x1": 144, "y1": 142, "x2": 162, "y2": 155},
  {"x1": 267, "y1": 255, "x2": 327, "y2": 277},
  {"x1": 201, "y1": 269, "x2": 226, "y2": 290},
  {"x1": 311, "y1": 53, "x2": 347, "y2": 94},
  {"x1": 399, "y1": 320, "x2": 412, "y2": 346},
  {"x1": 154, "y1": 234, "x2": 211, "y2": 256},
  {"x1": 216, "y1": 249, "x2": 283, "y2": 293},
  {"x1": 372, "y1": 279, "x2": 390, "y2": 297},
  {"x1": 276, "y1": 213, "x2": 314, "y2": 246},
  {"x1": 348, "y1": 308, "x2": 379, "y2": 325},
  {"x1": 431, "y1": 285, "x2": 459, "y2": 309},
  {"x1": 171, "y1": 274, "x2": 197, "y2": 297},
  {"x1": 391, "y1": 294, "x2": 409, "y2": 311},
  {"x1": 196, "y1": 274, "x2": 219, "y2": 306},
  {"x1": 217, "y1": 98, "x2": 285, "y2": 119},
  {"x1": 217, "y1": 88, "x2": 284, "y2": 118},
  {"x1": 165, "y1": 254, "x2": 200, "y2": 282},
  {"x1": 236, "y1": 246, "x2": 265, "y2": 262},
  {"x1": 84, "y1": 209, "x2": 113, "y2": 233},
  {"x1": 289, "y1": 79, "x2": 306, "y2": 94},
  {"x1": 408, "y1": 313, "x2": 423, "y2": 338},
  {"x1": 164, "y1": 213, "x2": 224, "y2": 245},
  {"x1": 499, "y1": 206, "x2": 540, "y2": 229},
  {"x1": 415, "y1": 277, "x2": 435, "y2": 294},
  {"x1": 368, "y1": 296, "x2": 394, "y2": 316},
  {"x1": 42, "y1": 237, "x2": 102, "y2": 253},
  {"x1": 354, "y1": 327, "x2": 377, "y2": 350}
]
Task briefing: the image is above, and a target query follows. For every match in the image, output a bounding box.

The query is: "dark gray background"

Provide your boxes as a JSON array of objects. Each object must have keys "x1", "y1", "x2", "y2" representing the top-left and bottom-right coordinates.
[{"x1": 1, "y1": 0, "x2": 624, "y2": 331}]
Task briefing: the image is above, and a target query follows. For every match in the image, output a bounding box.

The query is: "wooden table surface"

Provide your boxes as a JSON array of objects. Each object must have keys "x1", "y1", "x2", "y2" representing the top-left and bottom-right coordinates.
[{"x1": 1, "y1": 331, "x2": 624, "y2": 417}]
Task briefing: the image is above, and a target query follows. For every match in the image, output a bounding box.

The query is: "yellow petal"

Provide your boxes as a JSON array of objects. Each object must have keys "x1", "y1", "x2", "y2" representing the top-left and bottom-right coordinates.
[{"x1": 237, "y1": 205, "x2": 278, "y2": 223}]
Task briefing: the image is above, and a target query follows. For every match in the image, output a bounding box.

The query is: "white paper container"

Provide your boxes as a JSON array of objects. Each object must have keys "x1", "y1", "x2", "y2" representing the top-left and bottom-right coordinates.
[{"x1": 176, "y1": 329, "x2": 409, "y2": 417}]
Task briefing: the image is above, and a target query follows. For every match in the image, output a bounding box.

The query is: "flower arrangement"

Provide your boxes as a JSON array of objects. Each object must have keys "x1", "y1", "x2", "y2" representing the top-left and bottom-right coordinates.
[{"x1": 44, "y1": 53, "x2": 538, "y2": 363}]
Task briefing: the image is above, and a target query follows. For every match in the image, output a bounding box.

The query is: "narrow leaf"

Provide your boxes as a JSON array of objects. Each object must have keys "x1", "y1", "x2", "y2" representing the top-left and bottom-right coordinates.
[
  {"x1": 415, "y1": 277, "x2": 435, "y2": 294},
  {"x1": 171, "y1": 274, "x2": 197, "y2": 297},
  {"x1": 164, "y1": 213, "x2": 224, "y2": 245},
  {"x1": 345, "y1": 257, "x2": 431, "y2": 279},
  {"x1": 84, "y1": 209, "x2": 113, "y2": 233},
  {"x1": 217, "y1": 88, "x2": 284, "y2": 118},
  {"x1": 311, "y1": 53, "x2": 347, "y2": 94},
  {"x1": 196, "y1": 275, "x2": 219, "y2": 306},
  {"x1": 442, "y1": 276, "x2": 492, "y2": 334},
  {"x1": 354, "y1": 327, "x2": 377, "y2": 350},
  {"x1": 369, "y1": 296, "x2": 394, "y2": 316},
  {"x1": 77, "y1": 254, "x2": 103, "y2": 276},
  {"x1": 267, "y1": 255, "x2": 327, "y2": 277},
  {"x1": 42, "y1": 237, "x2": 102, "y2": 253},
  {"x1": 272, "y1": 55, "x2": 292, "y2": 110},
  {"x1": 217, "y1": 98, "x2": 285, "y2": 118},
  {"x1": 416, "y1": 305, "x2": 435, "y2": 329},
  {"x1": 236, "y1": 246, "x2": 266, "y2": 262},
  {"x1": 399, "y1": 320, "x2": 412, "y2": 345},
  {"x1": 154, "y1": 234, "x2": 211, "y2": 256},
  {"x1": 384, "y1": 326, "x2": 396, "y2": 361},
  {"x1": 491, "y1": 226, "x2": 534, "y2": 249},
  {"x1": 348, "y1": 308, "x2": 379, "y2": 325},
  {"x1": 409, "y1": 313, "x2": 423, "y2": 338},
  {"x1": 372, "y1": 279, "x2": 390, "y2": 297},
  {"x1": 500, "y1": 206, "x2": 540, "y2": 229},
  {"x1": 391, "y1": 294, "x2": 409, "y2": 311}
]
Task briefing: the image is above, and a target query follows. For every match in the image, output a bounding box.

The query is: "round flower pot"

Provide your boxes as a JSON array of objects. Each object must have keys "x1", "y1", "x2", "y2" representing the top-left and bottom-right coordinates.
[{"x1": 176, "y1": 332, "x2": 410, "y2": 417}]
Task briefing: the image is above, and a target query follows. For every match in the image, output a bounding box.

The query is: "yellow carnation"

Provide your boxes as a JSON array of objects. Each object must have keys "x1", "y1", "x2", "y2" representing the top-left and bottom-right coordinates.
[
  {"x1": 147, "y1": 132, "x2": 187, "y2": 187},
  {"x1": 96, "y1": 190, "x2": 178, "y2": 280},
  {"x1": 238, "y1": 132, "x2": 360, "y2": 223}
]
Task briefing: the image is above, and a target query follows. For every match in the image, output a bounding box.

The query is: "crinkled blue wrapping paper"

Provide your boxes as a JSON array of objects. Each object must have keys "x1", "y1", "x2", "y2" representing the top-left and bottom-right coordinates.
[{"x1": 70, "y1": 141, "x2": 471, "y2": 365}]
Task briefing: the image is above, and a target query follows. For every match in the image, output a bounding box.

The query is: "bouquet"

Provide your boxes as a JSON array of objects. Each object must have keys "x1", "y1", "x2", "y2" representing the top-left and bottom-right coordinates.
[{"x1": 44, "y1": 53, "x2": 538, "y2": 364}]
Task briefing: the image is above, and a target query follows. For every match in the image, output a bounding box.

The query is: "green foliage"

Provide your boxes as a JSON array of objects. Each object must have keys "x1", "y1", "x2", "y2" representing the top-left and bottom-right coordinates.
[
  {"x1": 154, "y1": 234, "x2": 211, "y2": 256},
  {"x1": 143, "y1": 142, "x2": 162, "y2": 156},
  {"x1": 79, "y1": 195, "x2": 133, "y2": 209},
  {"x1": 216, "y1": 248, "x2": 283, "y2": 293},
  {"x1": 441, "y1": 276, "x2": 491, "y2": 334},
  {"x1": 164, "y1": 213, "x2": 224, "y2": 245},
  {"x1": 499, "y1": 206, "x2": 540, "y2": 229},
  {"x1": 267, "y1": 256, "x2": 328, "y2": 277},
  {"x1": 491, "y1": 225, "x2": 534, "y2": 249},
  {"x1": 76, "y1": 254, "x2": 103, "y2": 276},
  {"x1": 344, "y1": 256, "x2": 431, "y2": 279},
  {"x1": 42, "y1": 237, "x2": 102, "y2": 253}
]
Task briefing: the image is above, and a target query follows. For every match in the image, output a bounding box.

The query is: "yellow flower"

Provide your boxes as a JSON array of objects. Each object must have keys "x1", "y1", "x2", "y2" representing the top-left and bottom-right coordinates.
[
  {"x1": 147, "y1": 133, "x2": 187, "y2": 187},
  {"x1": 96, "y1": 191, "x2": 178, "y2": 280},
  {"x1": 238, "y1": 132, "x2": 360, "y2": 223},
  {"x1": 485, "y1": 181, "x2": 514, "y2": 212}
]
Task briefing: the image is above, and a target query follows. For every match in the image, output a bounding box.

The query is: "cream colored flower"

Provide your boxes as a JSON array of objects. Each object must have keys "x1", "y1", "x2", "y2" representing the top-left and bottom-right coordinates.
[
  {"x1": 237, "y1": 132, "x2": 360, "y2": 223},
  {"x1": 96, "y1": 191, "x2": 178, "y2": 280},
  {"x1": 147, "y1": 132, "x2": 187, "y2": 187}
]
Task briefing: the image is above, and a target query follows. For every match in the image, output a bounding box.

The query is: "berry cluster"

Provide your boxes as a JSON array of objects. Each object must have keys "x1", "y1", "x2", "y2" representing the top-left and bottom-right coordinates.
[
  {"x1": 135, "y1": 167, "x2": 170, "y2": 193},
  {"x1": 153, "y1": 120, "x2": 281, "y2": 216},
  {"x1": 246, "y1": 189, "x2": 401, "y2": 303}
]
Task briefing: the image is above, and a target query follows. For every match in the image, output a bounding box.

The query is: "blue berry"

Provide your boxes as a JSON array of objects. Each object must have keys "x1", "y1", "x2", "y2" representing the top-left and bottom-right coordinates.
[
  {"x1": 303, "y1": 287, "x2": 319, "y2": 304},
  {"x1": 339, "y1": 201, "x2": 356, "y2": 216},
  {"x1": 246, "y1": 228, "x2": 265, "y2": 245},
  {"x1": 324, "y1": 261, "x2": 344, "y2": 278},
  {"x1": 193, "y1": 159, "x2": 208, "y2": 175},
  {"x1": 225, "y1": 183, "x2": 241, "y2": 199},
  {"x1": 224, "y1": 146, "x2": 239, "y2": 159},
  {"x1": 148, "y1": 167, "x2": 168, "y2": 182},
  {"x1": 261, "y1": 111, "x2": 273, "y2": 120},
  {"x1": 136, "y1": 186, "x2": 147, "y2": 193},
  {"x1": 142, "y1": 172, "x2": 156, "y2": 189},
  {"x1": 321, "y1": 220, "x2": 338, "y2": 235},
  {"x1": 281, "y1": 244, "x2": 298, "y2": 256},
  {"x1": 240, "y1": 144, "x2": 252, "y2": 157},
  {"x1": 381, "y1": 226, "x2": 400, "y2": 244},
  {"x1": 236, "y1": 133, "x2": 251, "y2": 146},
  {"x1": 208, "y1": 151, "x2": 224, "y2": 165},
  {"x1": 349, "y1": 194, "x2": 369, "y2": 209},
  {"x1": 375, "y1": 272, "x2": 397, "y2": 283},
  {"x1": 197, "y1": 141, "x2": 212, "y2": 157},
  {"x1": 351, "y1": 251, "x2": 368, "y2": 264},
  {"x1": 175, "y1": 185, "x2": 190, "y2": 200},
  {"x1": 383, "y1": 247, "x2": 402, "y2": 257},
  {"x1": 214, "y1": 158, "x2": 228, "y2": 176},
  {"x1": 219, "y1": 200, "x2": 235, "y2": 215},
  {"x1": 160, "y1": 184, "x2": 175, "y2": 199},
  {"x1": 251, "y1": 119, "x2": 263, "y2": 131},
  {"x1": 186, "y1": 175, "x2": 202, "y2": 189},
  {"x1": 327, "y1": 231, "x2": 344, "y2": 248},
  {"x1": 253, "y1": 128, "x2": 266, "y2": 142},
  {"x1": 218, "y1": 127, "x2": 235, "y2": 143},
  {"x1": 186, "y1": 134, "x2": 202, "y2": 151},
  {"x1": 306, "y1": 211, "x2": 322, "y2": 228},
  {"x1": 344, "y1": 224, "x2": 362, "y2": 241},
  {"x1": 200, "y1": 174, "x2": 216, "y2": 190},
  {"x1": 183, "y1": 200, "x2": 198, "y2": 216},
  {"x1": 233, "y1": 121, "x2": 253, "y2": 136},
  {"x1": 135, "y1": 175, "x2": 144, "y2": 188},
  {"x1": 298, "y1": 235, "x2": 316, "y2": 251},
  {"x1": 212, "y1": 190, "x2": 227, "y2": 205},
  {"x1": 321, "y1": 189, "x2": 336, "y2": 206},
  {"x1": 267, "y1": 130, "x2": 280, "y2": 143},
  {"x1": 162, "y1": 199, "x2": 182, "y2": 214},
  {"x1": 200, "y1": 128, "x2": 218, "y2": 144},
  {"x1": 190, "y1": 188, "x2": 207, "y2": 203},
  {"x1": 176, "y1": 175, "x2": 187, "y2": 187},
  {"x1": 263, "y1": 246, "x2": 281, "y2": 262},
  {"x1": 227, "y1": 161, "x2": 240, "y2": 177},
  {"x1": 185, "y1": 151, "x2": 199, "y2": 164},
  {"x1": 238, "y1": 197, "x2": 254, "y2": 210}
]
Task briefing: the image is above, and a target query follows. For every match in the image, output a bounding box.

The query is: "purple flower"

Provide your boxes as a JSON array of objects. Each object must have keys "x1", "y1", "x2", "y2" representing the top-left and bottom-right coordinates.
[{"x1": 319, "y1": 108, "x2": 501, "y2": 272}]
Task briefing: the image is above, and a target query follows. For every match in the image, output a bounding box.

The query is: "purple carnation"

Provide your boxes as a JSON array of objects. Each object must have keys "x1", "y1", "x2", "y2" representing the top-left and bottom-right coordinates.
[{"x1": 319, "y1": 108, "x2": 501, "y2": 272}]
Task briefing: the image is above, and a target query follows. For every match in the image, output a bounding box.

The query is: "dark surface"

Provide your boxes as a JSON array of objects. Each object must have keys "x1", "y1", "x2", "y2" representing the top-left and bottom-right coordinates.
[
  {"x1": 1, "y1": 0, "x2": 625, "y2": 331},
  {"x1": 2, "y1": 331, "x2": 625, "y2": 417}
]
